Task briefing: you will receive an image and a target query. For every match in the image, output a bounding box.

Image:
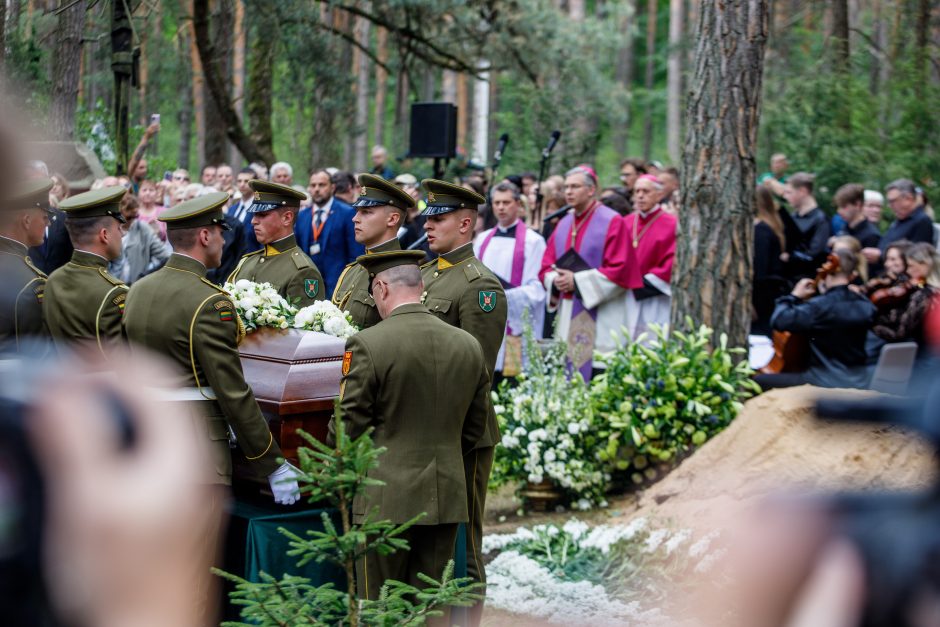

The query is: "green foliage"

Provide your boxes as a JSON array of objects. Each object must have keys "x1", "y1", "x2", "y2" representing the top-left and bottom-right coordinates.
[
  {"x1": 592, "y1": 320, "x2": 760, "y2": 486},
  {"x1": 215, "y1": 410, "x2": 481, "y2": 626}
]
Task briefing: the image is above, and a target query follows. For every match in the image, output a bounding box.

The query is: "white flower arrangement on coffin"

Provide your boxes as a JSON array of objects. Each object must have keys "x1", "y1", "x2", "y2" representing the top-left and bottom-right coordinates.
[
  {"x1": 292, "y1": 300, "x2": 359, "y2": 339},
  {"x1": 223, "y1": 280, "x2": 295, "y2": 332}
]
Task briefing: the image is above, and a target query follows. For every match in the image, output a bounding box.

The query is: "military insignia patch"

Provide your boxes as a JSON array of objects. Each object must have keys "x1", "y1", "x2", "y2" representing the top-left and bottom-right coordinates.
[
  {"x1": 360, "y1": 187, "x2": 368, "y2": 196},
  {"x1": 219, "y1": 310, "x2": 234, "y2": 322},
  {"x1": 427, "y1": 191, "x2": 436, "y2": 203},
  {"x1": 479, "y1": 291, "x2": 496, "y2": 312},
  {"x1": 304, "y1": 279, "x2": 319, "y2": 298},
  {"x1": 342, "y1": 350, "x2": 352, "y2": 376}
]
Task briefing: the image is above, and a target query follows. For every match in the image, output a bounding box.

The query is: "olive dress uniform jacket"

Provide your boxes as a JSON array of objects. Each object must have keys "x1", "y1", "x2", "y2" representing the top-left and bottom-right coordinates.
[
  {"x1": 43, "y1": 250, "x2": 128, "y2": 355},
  {"x1": 333, "y1": 303, "x2": 490, "y2": 525},
  {"x1": 227, "y1": 234, "x2": 325, "y2": 307},
  {"x1": 421, "y1": 242, "x2": 507, "y2": 450},
  {"x1": 0, "y1": 235, "x2": 47, "y2": 351},
  {"x1": 124, "y1": 253, "x2": 282, "y2": 484},
  {"x1": 331, "y1": 238, "x2": 401, "y2": 330}
]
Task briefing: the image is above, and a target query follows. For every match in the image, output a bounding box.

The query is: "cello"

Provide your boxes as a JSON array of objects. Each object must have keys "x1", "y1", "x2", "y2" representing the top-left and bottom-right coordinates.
[{"x1": 759, "y1": 253, "x2": 840, "y2": 374}]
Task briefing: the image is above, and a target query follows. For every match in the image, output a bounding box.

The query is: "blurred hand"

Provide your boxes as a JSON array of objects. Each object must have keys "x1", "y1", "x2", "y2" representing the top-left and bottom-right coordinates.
[
  {"x1": 144, "y1": 121, "x2": 161, "y2": 138},
  {"x1": 791, "y1": 278, "x2": 817, "y2": 300},
  {"x1": 27, "y1": 350, "x2": 217, "y2": 627},
  {"x1": 861, "y1": 247, "x2": 881, "y2": 264},
  {"x1": 553, "y1": 267, "x2": 575, "y2": 293}
]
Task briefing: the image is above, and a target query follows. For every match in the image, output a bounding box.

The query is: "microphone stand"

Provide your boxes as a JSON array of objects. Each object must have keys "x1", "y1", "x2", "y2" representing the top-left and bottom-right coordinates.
[{"x1": 533, "y1": 130, "x2": 561, "y2": 225}]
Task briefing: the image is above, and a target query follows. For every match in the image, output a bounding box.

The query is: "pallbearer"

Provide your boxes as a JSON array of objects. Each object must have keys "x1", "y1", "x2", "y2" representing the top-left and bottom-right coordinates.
[
  {"x1": 420, "y1": 178, "x2": 507, "y2": 626},
  {"x1": 332, "y1": 173, "x2": 413, "y2": 329},
  {"x1": 228, "y1": 180, "x2": 325, "y2": 306},
  {"x1": 44, "y1": 186, "x2": 128, "y2": 355},
  {"x1": 0, "y1": 177, "x2": 54, "y2": 350}
]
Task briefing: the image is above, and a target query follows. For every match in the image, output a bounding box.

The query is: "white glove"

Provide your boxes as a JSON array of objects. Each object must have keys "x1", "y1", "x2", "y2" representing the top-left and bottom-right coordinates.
[{"x1": 268, "y1": 462, "x2": 301, "y2": 505}]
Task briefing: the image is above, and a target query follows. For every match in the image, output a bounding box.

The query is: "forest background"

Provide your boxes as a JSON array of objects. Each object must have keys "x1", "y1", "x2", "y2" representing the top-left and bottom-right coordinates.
[{"x1": 3, "y1": 0, "x2": 938, "y2": 209}]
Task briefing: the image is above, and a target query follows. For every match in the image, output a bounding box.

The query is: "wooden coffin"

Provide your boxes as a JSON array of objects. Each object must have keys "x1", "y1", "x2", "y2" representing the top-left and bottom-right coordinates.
[{"x1": 234, "y1": 327, "x2": 345, "y2": 482}]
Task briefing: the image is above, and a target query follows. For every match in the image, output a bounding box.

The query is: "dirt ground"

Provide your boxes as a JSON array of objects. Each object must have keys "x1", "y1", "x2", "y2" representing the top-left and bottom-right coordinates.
[{"x1": 480, "y1": 385, "x2": 936, "y2": 624}]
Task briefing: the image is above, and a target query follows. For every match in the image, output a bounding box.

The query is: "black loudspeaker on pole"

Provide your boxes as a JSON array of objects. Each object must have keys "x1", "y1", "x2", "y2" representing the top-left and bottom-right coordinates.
[{"x1": 533, "y1": 130, "x2": 561, "y2": 220}]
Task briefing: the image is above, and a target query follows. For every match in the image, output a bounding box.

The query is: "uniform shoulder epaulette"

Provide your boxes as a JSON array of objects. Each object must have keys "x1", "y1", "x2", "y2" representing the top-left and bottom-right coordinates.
[
  {"x1": 97, "y1": 267, "x2": 126, "y2": 286},
  {"x1": 462, "y1": 262, "x2": 483, "y2": 283},
  {"x1": 23, "y1": 256, "x2": 48, "y2": 279},
  {"x1": 290, "y1": 250, "x2": 314, "y2": 270},
  {"x1": 200, "y1": 277, "x2": 229, "y2": 294}
]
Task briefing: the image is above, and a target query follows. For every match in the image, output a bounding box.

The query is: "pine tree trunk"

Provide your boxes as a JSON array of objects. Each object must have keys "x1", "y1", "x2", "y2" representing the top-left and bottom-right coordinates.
[
  {"x1": 50, "y1": 0, "x2": 85, "y2": 140},
  {"x1": 204, "y1": 0, "x2": 233, "y2": 166},
  {"x1": 112, "y1": 0, "x2": 132, "y2": 173},
  {"x1": 0, "y1": 0, "x2": 7, "y2": 74},
  {"x1": 373, "y1": 27, "x2": 388, "y2": 148},
  {"x1": 177, "y1": 24, "x2": 194, "y2": 171},
  {"x1": 246, "y1": 2, "x2": 275, "y2": 164},
  {"x1": 832, "y1": 0, "x2": 850, "y2": 73},
  {"x1": 914, "y1": 0, "x2": 929, "y2": 94},
  {"x1": 612, "y1": 0, "x2": 636, "y2": 157},
  {"x1": 393, "y1": 66, "x2": 409, "y2": 156},
  {"x1": 471, "y1": 61, "x2": 490, "y2": 164},
  {"x1": 187, "y1": 0, "x2": 206, "y2": 169},
  {"x1": 642, "y1": 0, "x2": 657, "y2": 161},
  {"x1": 671, "y1": 0, "x2": 769, "y2": 350},
  {"x1": 666, "y1": 0, "x2": 683, "y2": 164},
  {"x1": 230, "y1": 0, "x2": 246, "y2": 166},
  {"x1": 352, "y1": 10, "x2": 371, "y2": 171},
  {"x1": 870, "y1": 0, "x2": 885, "y2": 93}
]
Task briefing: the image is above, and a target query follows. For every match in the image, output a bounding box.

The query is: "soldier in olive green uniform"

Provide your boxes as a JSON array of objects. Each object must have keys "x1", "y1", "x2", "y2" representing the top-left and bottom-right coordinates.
[
  {"x1": 328, "y1": 250, "x2": 489, "y2": 607},
  {"x1": 227, "y1": 180, "x2": 324, "y2": 307},
  {"x1": 0, "y1": 178, "x2": 54, "y2": 351},
  {"x1": 43, "y1": 186, "x2": 128, "y2": 355},
  {"x1": 419, "y1": 179, "x2": 508, "y2": 625},
  {"x1": 123, "y1": 192, "x2": 299, "y2": 504},
  {"x1": 331, "y1": 173, "x2": 413, "y2": 329}
]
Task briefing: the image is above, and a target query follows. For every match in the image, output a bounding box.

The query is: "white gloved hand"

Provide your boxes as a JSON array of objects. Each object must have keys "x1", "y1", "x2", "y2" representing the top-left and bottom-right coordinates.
[{"x1": 268, "y1": 462, "x2": 301, "y2": 505}]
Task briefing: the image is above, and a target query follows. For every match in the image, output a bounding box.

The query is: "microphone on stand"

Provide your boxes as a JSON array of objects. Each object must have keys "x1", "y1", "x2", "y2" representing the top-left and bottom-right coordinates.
[
  {"x1": 542, "y1": 203, "x2": 573, "y2": 223},
  {"x1": 493, "y1": 133, "x2": 509, "y2": 167},
  {"x1": 541, "y1": 130, "x2": 561, "y2": 160}
]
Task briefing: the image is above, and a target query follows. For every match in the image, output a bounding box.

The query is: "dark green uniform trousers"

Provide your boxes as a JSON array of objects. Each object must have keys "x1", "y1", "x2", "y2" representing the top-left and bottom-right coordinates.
[
  {"x1": 357, "y1": 523, "x2": 459, "y2": 611},
  {"x1": 464, "y1": 446, "x2": 494, "y2": 627}
]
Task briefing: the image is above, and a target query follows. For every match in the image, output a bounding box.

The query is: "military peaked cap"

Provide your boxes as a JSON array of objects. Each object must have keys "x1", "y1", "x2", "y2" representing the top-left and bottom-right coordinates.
[
  {"x1": 159, "y1": 191, "x2": 231, "y2": 230},
  {"x1": 353, "y1": 173, "x2": 415, "y2": 212},
  {"x1": 247, "y1": 179, "x2": 306, "y2": 213},
  {"x1": 58, "y1": 185, "x2": 127, "y2": 223},
  {"x1": 355, "y1": 249, "x2": 426, "y2": 279},
  {"x1": 5, "y1": 177, "x2": 54, "y2": 213},
  {"x1": 420, "y1": 178, "x2": 485, "y2": 216}
]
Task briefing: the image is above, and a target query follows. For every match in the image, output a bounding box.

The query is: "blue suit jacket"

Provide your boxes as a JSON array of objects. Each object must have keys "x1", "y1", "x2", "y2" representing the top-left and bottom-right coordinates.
[{"x1": 294, "y1": 198, "x2": 364, "y2": 295}]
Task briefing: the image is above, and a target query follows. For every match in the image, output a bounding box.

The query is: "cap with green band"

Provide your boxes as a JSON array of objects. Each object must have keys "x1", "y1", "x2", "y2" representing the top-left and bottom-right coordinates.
[
  {"x1": 158, "y1": 191, "x2": 231, "y2": 230},
  {"x1": 247, "y1": 179, "x2": 306, "y2": 213},
  {"x1": 58, "y1": 185, "x2": 128, "y2": 223}
]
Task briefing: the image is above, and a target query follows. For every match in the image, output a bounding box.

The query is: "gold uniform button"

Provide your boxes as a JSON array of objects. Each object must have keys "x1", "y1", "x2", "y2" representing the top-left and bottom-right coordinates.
[
  {"x1": 433, "y1": 272, "x2": 439, "y2": 278},
  {"x1": 259, "y1": 258, "x2": 265, "y2": 263}
]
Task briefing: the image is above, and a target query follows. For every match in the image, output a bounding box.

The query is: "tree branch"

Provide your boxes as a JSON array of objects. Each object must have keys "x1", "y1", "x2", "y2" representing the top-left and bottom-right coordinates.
[{"x1": 192, "y1": 0, "x2": 274, "y2": 165}]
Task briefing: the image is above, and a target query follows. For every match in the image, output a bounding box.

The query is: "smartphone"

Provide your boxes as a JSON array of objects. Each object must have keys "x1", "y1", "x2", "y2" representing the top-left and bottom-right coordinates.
[
  {"x1": 150, "y1": 113, "x2": 160, "y2": 125},
  {"x1": 163, "y1": 170, "x2": 173, "y2": 182}
]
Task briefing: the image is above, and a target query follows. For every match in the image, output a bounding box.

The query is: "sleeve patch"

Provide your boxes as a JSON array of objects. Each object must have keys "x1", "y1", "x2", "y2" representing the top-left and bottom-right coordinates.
[
  {"x1": 214, "y1": 300, "x2": 234, "y2": 311},
  {"x1": 112, "y1": 293, "x2": 126, "y2": 306},
  {"x1": 342, "y1": 350, "x2": 352, "y2": 376},
  {"x1": 219, "y1": 310, "x2": 234, "y2": 322}
]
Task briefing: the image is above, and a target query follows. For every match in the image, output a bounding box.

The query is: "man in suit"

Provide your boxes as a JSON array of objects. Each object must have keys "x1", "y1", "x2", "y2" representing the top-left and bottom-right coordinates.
[
  {"x1": 28, "y1": 205, "x2": 73, "y2": 275},
  {"x1": 43, "y1": 186, "x2": 128, "y2": 356},
  {"x1": 294, "y1": 168, "x2": 364, "y2": 295},
  {"x1": 328, "y1": 249, "x2": 489, "y2": 611},
  {"x1": 227, "y1": 167, "x2": 260, "y2": 253}
]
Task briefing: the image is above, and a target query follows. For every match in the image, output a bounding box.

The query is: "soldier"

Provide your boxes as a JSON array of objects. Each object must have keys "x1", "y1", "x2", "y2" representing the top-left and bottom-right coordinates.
[
  {"x1": 43, "y1": 186, "x2": 128, "y2": 355},
  {"x1": 0, "y1": 177, "x2": 54, "y2": 351},
  {"x1": 419, "y1": 178, "x2": 508, "y2": 625},
  {"x1": 123, "y1": 192, "x2": 299, "y2": 505},
  {"x1": 328, "y1": 249, "x2": 489, "y2": 610},
  {"x1": 227, "y1": 180, "x2": 325, "y2": 307},
  {"x1": 331, "y1": 173, "x2": 413, "y2": 329}
]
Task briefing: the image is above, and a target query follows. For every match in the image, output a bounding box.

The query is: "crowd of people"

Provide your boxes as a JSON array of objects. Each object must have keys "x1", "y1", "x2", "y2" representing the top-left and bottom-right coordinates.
[{"x1": 752, "y1": 153, "x2": 939, "y2": 390}]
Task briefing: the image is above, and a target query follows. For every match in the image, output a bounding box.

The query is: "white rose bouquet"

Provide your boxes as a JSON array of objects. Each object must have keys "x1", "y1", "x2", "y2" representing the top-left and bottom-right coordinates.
[
  {"x1": 223, "y1": 279, "x2": 295, "y2": 332},
  {"x1": 292, "y1": 300, "x2": 359, "y2": 339}
]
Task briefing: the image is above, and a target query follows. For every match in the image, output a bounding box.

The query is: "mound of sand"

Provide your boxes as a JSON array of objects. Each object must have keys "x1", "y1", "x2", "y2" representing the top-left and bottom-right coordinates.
[{"x1": 620, "y1": 385, "x2": 936, "y2": 531}]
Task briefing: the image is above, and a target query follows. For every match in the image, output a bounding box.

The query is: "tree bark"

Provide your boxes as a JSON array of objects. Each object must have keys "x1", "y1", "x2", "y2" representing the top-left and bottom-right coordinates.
[
  {"x1": 671, "y1": 0, "x2": 769, "y2": 351},
  {"x1": 373, "y1": 26, "x2": 388, "y2": 147},
  {"x1": 230, "y1": 0, "x2": 246, "y2": 166},
  {"x1": 112, "y1": 0, "x2": 132, "y2": 173},
  {"x1": 666, "y1": 0, "x2": 683, "y2": 164},
  {"x1": 612, "y1": 0, "x2": 636, "y2": 157},
  {"x1": 204, "y1": 0, "x2": 233, "y2": 165},
  {"x1": 193, "y1": 0, "x2": 274, "y2": 166},
  {"x1": 50, "y1": 0, "x2": 85, "y2": 140},
  {"x1": 914, "y1": 0, "x2": 929, "y2": 95},
  {"x1": 245, "y1": 1, "x2": 275, "y2": 165},
  {"x1": 642, "y1": 0, "x2": 657, "y2": 161},
  {"x1": 177, "y1": 21, "x2": 194, "y2": 171},
  {"x1": 352, "y1": 9, "x2": 371, "y2": 171},
  {"x1": 831, "y1": 0, "x2": 850, "y2": 74},
  {"x1": 0, "y1": 0, "x2": 6, "y2": 74}
]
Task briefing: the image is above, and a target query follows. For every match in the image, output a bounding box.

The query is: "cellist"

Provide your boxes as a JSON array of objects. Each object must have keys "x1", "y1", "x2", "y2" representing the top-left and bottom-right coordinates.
[{"x1": 754, "y1": 249, "x2": 876, "y2": 391}]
